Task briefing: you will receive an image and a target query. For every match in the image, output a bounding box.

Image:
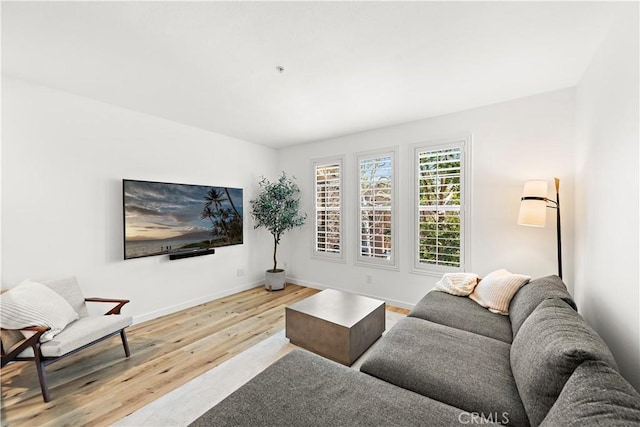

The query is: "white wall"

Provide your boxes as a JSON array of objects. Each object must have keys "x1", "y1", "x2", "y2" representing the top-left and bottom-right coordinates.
[
  {"x1": 575, "y1": 7, "x2": 639, "y2": 391},
  {"x1": 1, "y1": 77, "x2": 277, "y2": 323},
  {"x1": 279, "y1": 89, "x2": 576, "y2": 308}
]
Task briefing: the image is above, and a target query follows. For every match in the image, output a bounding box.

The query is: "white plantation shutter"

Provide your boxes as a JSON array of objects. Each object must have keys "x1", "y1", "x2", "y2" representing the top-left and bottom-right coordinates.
[
  {"x1": 414, "y1": 138, "x2": 469, "y2": 272},
  {"x1": 314, "y1": 159, "x2": 343, "y2": 260},
  {"x1": 357, "y1": 149, "x2": 397, "y2": 268}
]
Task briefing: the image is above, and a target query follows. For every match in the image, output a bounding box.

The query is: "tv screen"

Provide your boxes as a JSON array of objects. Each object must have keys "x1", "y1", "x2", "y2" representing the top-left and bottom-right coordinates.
[{"x1": 123, "y1": 179, "x2": 243, "y2": 260}]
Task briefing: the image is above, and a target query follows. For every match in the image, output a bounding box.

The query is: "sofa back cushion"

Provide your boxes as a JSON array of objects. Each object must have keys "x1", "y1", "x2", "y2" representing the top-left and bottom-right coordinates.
[
  {"x1": 509, "y1": 275, "x2": 576, "y2": 338},
  {"x1": 540, "y1": 360, "x2": 640, "y2": 426},
  {"x1": 408, "y1": 290, "x2": 513, "y2": 343},
  {"x1": 43, "y1": 276, "x2": 89, "y2": 318},
  {"x1": 511, "y1": 298, "x2": 618, "y2": 426}
]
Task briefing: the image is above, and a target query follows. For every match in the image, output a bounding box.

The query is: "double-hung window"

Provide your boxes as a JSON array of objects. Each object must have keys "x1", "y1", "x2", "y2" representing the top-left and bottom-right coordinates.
[
  {"x1": 356, "y1": 148, "x2": 397, "y2": 268},
  {"x1": 313, "y1": 157, "x2": 344, "y2": 261},
  {"x1": 414, "y1": 137, "x2": 469, "y2": 273}
]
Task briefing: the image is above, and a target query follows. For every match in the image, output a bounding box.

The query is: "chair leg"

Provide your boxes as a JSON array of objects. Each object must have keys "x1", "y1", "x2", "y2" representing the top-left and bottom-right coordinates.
[
  {"x1": 33, "y1": 345, "x2": 51, "y2": 402},
  {"x1": 120, "y1": 329, "x2": 131, "y2": 357}
]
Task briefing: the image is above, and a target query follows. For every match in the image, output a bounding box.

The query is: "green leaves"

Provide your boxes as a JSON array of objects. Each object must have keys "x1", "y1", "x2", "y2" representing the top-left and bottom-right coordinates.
[{"x1": 250, "y1": 172, "x2": 307, "y2": 270}]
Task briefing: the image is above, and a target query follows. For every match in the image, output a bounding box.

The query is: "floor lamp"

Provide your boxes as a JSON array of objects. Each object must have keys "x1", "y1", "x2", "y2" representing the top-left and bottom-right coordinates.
[{"x1": 517, "y1": 178, "x2": 562, "y2": 279}]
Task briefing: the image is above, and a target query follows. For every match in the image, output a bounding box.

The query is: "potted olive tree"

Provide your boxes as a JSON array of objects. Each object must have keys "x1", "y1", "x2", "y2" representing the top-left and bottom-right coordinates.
[{"x1": 250, "y1": 172, "x2": 307, "y2": 291}]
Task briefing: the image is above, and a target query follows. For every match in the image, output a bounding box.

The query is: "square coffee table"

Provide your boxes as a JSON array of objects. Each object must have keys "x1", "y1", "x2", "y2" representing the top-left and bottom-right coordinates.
[{"x1": 285, "y1": 289, "x2": 385, "y2": 366}]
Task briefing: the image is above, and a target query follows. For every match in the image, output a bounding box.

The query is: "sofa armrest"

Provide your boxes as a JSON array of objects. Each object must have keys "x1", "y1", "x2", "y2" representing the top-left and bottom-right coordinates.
[
  {"x1": 84, "y1": 298, "x2": 130, "y2": 315},
  {"x1": 1, "y1": 326, "x2": 49, "y2": 366}
]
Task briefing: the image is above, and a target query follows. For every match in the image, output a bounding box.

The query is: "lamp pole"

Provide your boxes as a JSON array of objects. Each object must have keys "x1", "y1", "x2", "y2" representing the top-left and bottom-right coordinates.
[{"x1": 554, "y1": 178, "x2": 562, "y2": 279}]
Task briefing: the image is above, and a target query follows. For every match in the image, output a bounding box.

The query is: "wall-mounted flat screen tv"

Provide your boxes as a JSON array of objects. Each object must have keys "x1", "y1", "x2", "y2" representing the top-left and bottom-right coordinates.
[{"x1": 123, "y1": 179, "x2": 243, "y2": 260}]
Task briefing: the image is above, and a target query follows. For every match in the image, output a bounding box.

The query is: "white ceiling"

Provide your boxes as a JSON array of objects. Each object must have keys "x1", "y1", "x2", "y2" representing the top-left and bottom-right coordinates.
[{"x1": 1, "y1": 1, "x2": 622, "y2": 148}]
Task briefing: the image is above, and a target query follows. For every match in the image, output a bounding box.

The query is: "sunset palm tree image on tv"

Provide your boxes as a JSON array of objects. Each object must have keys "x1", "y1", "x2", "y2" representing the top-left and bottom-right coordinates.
[{"x1": 123, "y1": 179, "x2": 243, "y2": 260}]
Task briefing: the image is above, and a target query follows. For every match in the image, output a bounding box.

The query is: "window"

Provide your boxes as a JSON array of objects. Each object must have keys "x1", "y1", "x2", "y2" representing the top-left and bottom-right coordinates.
[
  {"x1": 414, "y1": 137, "x2": 469, "y2": 273},
  {"x1": 357, "y1": 148, "x2": 397, "y2": 268},
  {"x1": 313, "y1": 157, "x2": 344, "y2": 261}
]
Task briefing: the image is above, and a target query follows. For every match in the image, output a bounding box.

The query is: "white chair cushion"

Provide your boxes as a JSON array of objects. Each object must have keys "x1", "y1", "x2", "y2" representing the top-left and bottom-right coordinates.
[
  {"x1": 18, "y1": 314, "x2": 133, "y2": 358},
  {"x1": 0, "y1": 279, "x2": 79, "y2": 342}
]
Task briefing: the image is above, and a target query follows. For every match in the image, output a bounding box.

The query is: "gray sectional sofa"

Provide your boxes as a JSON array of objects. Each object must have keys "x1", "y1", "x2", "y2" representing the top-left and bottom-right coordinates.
[{"x1": 192, "y1": 276, "x2": 640, "y2": 426}]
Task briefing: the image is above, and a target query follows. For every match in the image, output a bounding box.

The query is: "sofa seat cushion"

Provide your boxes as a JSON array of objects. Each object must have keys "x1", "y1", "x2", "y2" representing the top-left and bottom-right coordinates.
[
  {"x1": 408, "y1": 290, "x2": 513, "y2": 343},
  {"x1": 511, "y1": 298, "x2": 618, "y2": 427},
  {"x1": 540, "y1": 360, "x2": 640, "y2": 426},
  {"x1": 509, "y1": 275, "x2": 575, "y2": 338},
  {"x1": 360, "y1": 317, "x2": 528, "y2": 427},
  {"x1": 192, "y1": 349, "x2": 482, "y2": 427},
  {"x1": 19, "y1": 314, "x2": 132, "y2": 358}
]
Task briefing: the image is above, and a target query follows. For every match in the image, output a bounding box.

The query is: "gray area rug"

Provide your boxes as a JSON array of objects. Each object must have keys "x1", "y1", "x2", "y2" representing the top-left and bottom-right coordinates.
[{"x1": 115, "y1": 311, "x2": 405, "y2": 426}]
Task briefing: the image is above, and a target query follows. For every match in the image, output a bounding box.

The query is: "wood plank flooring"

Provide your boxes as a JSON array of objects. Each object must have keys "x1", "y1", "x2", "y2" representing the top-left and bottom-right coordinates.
[{"x1": 1, "y1": 285, "x2": 408, "y2": 427}]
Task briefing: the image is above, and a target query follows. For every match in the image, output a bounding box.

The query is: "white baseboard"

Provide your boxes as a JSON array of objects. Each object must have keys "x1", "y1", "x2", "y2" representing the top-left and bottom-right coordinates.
[
  {"x1": 132, "y1": 280, "x2": 264, "y2": 325},
  {"x1": 286, "y1": 277, "x2": 415, "y2": 310},
  {"x1": 132, "y1": 278, "x2": 414, "y2": 325}
]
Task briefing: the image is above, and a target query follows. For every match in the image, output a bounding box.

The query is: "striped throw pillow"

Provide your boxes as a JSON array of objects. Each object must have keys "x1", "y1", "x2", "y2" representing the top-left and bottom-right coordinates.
[
  {"x1": 0, "y1": 279, "x2": 79, "y2": 342},
  {"x1": 469, "y1": 269, "x2": 530, "y2": 315}
]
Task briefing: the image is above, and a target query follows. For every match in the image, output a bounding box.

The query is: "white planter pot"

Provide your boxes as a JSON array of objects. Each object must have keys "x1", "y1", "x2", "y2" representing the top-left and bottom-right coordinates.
[{"x1": 265, "y1": 269, "x2": 286, "y2": 291}]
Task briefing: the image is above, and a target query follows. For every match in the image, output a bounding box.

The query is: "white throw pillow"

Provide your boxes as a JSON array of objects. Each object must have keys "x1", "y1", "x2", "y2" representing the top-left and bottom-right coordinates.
[
  {"x1": 469, "y1": 269, "x2": 530, "y2": 315},
  {"x1": 435, "y1": 273, "x2": 479, "y2": 296},
  {"x1": 0, "y1": 279, "x2": 79, "y2": 342}
]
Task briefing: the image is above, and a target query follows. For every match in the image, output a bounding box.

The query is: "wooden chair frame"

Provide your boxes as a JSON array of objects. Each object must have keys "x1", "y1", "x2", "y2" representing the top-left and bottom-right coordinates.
[{"x1": 1, "y1": 298, "x2": 131, "y2": 402}]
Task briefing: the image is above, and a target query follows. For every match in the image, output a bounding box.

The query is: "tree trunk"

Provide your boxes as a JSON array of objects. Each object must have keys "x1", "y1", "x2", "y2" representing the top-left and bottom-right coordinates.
[{"x1": 273, "y1": 234, "x2": 278, "y2": 271}]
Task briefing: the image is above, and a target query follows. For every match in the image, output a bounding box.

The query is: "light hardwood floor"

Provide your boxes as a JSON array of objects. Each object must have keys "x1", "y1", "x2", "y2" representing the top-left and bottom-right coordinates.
[{"x1": 1, "y1": 285, "x2": 408, "y2": 427}]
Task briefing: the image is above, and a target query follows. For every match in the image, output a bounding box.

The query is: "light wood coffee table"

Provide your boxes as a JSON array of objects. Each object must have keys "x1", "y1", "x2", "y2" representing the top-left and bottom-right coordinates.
[{"x1": 285, "y1": 289, "x2": 385, "y2": 366}]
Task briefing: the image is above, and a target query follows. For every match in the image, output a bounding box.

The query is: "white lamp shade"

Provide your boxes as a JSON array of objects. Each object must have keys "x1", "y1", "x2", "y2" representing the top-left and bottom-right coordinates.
[
  {"x1": 517, "y1": 180, "x2": 548, "y2": 227},
  {"x1": 521, "y1": 180, "x2": 548, "y2": 198}
]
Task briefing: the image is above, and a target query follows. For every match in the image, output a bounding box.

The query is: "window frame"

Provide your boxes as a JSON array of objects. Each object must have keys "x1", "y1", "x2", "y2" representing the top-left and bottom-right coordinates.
[
  {"x1": 411, "y1": 135, "x2": 471, "y2": 275},
  {"x1": 355, "y1": 147, "x2": 399, "y2": 270},
  {"x1": 311, "y1": 155, "x2": 346, "y2": 263}
]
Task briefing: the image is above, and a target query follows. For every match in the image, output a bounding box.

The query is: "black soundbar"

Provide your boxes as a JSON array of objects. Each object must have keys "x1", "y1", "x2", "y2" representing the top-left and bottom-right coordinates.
[{"x1": 169, "y1": 248, "x2": 216, "y2": 260}]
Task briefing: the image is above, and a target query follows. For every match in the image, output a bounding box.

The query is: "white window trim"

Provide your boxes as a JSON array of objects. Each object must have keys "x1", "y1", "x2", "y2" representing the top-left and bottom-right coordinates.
[
  {"x1": 311, "y1": 155, "x2": 346, "y2": 263},
  {"x1": 411, "y1": 135, "x2": 471, "y2": 276},
  {"x1": 355, "y1": 147, "x2": 399, "y2": 270}
]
